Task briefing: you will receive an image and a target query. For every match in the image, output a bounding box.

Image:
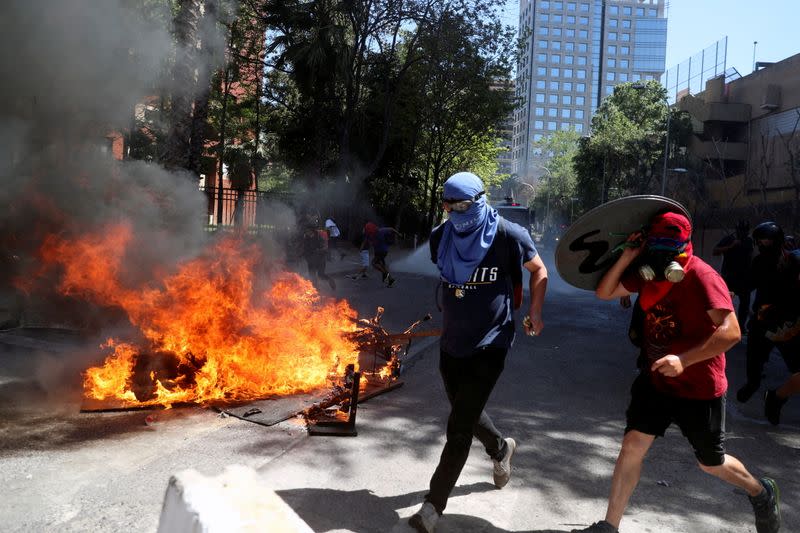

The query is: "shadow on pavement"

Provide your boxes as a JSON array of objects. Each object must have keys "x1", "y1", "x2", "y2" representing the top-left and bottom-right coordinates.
[{"x1": 277, "y1": 483, "x2": 567, "y2": 533}]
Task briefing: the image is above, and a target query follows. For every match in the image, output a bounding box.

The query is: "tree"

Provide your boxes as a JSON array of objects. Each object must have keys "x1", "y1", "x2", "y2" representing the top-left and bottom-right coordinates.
[
  {"x1": 530, "y1": 129, "x2": 580, "y2": 226},
  {"x1": 575, "y1": 81, "x2": 690, "y2": 207}
]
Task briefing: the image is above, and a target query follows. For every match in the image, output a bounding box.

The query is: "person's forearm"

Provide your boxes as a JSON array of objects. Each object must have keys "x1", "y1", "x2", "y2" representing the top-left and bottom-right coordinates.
[
  {"x1": 680, "y1": 321, "x2": 740, "y2": 368},
  {"x1": 596, "y1": 254, "x2": 635, "y2": 299},
  {"x1": 528, "y1": 269, "x2": 548, "y2": 317}
]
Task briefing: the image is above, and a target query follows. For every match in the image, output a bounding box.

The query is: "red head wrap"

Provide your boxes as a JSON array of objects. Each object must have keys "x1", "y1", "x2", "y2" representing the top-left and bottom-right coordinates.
[{"x1": 639, "y1": 211, "x2": 694, "y2": 310}]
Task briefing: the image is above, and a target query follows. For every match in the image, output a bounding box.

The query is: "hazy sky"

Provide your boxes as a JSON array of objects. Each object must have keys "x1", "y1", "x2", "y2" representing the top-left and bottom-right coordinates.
[{"x1": 502, "y1": 0, "x2": 800, "y2": 75}]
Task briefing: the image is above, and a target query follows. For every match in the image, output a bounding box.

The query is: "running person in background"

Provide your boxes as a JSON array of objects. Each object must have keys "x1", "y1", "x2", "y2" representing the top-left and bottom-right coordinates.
[
  {"x1": 408, "y1": 172, "x2": 548, "y2": 533},
  {"x1": 365, "y1": 223, "x2": 400, "y2": 287},
  {"x1": 324, "y1": 217, "x2": 342, "y2": 260},
  {"x1": 573, "y1": 211, "x2": 780, "y2": 533},
  {"x1": 736, "y1": 222, "x2": 800, "y2": 425}
]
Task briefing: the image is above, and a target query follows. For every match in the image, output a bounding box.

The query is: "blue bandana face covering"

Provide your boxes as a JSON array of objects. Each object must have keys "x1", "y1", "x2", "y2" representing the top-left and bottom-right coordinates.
[{"x1": 436, "y1": 172, "x2": 498, "y2": 284}]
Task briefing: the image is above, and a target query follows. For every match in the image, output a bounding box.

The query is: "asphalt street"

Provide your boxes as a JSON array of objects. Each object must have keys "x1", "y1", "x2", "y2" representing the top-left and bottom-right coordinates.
[{"x1": 0, "y1": 246, "x2": 798, "y2": 533}]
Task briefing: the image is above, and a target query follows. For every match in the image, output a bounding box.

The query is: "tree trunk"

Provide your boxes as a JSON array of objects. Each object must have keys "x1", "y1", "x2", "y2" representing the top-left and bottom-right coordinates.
[{"x1": 162, "y1": 0, "x2": 204, "y2": 175}]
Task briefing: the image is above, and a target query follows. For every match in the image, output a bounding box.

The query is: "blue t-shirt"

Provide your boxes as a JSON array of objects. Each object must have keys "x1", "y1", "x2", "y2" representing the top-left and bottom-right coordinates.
[{"x1": 430, "y1": 218, "x2": 537, "y2": 356}]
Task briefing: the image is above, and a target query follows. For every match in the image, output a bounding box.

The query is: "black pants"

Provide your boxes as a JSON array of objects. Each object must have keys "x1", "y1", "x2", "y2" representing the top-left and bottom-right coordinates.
[
  {"x1": 733, "y1": 289, "x2": 751, "y2": 331},
  {"x1": 425, "y1": 347, "x2": 508, "y2": 514},
  {"x1": 745, "y1": 319, "x2": 800, "y2": 387}
]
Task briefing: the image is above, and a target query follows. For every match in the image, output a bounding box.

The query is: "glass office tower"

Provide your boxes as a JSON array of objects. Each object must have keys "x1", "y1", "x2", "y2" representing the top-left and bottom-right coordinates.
[{"x1": 512, "y1": 0, "x2": 667, "y2": 182}]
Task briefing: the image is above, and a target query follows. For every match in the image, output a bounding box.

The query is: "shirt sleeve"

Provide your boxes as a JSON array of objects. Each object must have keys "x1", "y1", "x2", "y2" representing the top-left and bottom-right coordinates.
[
  {"x1": 696, "y1": 266, "x2": 734, "y2": 312},
  {"x1": 505, "y1": 221, "x2": 537, "y2": 263}
]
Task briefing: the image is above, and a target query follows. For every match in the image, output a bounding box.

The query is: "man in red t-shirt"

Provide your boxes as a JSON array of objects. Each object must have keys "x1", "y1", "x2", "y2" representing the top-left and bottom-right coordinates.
[{"x1": 572, "y1": 212, "x2": 781, "y2": 533}]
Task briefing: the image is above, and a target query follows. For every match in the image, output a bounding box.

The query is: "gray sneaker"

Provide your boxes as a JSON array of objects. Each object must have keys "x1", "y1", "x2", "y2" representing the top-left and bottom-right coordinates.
[
  {"x1": 409, "y1": 502, "x2": 439, "y2": 533},
  {"x1": 493, "y1": 437, "x2": 516, "y2": 488},
  {"x1": 750, "y1": 477, "x2": 781, "y2": 533}
]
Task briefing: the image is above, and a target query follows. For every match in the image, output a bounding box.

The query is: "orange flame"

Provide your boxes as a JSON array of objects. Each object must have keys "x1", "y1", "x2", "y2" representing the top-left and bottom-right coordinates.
[{"x1": 39, "y1": 223, "x2": 361, "y2": 407}]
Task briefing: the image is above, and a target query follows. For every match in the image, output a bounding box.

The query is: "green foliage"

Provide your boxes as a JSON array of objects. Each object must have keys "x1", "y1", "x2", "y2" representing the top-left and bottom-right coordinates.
[
  {"x1": 532, "y1": 129, "x2": 580, "y2": 224},
  {"x1": 575, "y1": 80, "x2": 690, "y2": 208}
]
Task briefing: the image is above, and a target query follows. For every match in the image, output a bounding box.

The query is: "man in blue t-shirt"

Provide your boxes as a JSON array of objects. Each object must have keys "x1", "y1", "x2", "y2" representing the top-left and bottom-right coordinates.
[{"x1": 408, "y1": 172, "x2": 548, "y2": 533}]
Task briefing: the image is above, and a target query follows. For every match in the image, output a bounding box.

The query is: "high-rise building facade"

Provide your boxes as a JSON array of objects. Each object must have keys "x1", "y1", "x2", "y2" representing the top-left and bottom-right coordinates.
[{"x1": 512, "y1": 0, "x2": 667, "y2": 182}]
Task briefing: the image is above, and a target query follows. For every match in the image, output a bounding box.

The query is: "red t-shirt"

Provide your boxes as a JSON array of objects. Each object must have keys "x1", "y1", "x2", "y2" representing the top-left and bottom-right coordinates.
[{"x1": 622, "y1": 257, "x2": 733, "y2": 400}]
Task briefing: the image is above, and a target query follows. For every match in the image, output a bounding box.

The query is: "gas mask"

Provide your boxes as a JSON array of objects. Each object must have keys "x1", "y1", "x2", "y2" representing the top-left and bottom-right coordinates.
[{"x1": 637, "y1": 237, "x2": 689, "y2": 283}]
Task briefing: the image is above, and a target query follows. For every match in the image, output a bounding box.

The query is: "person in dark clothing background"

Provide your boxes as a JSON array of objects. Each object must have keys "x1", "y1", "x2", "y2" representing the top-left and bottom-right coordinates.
[
  {"x1": 300, "y1": 212, "x2": 336, "y2": 291},
  {"x1": 736, "y1": 221, "x2": 800, "y2": 426},
  {"x1": 407, "y1": 172, "x2": 548, "y2": 533},
  {"x1": 713, "y1": 220, "x2": 753, "y2": 329}
]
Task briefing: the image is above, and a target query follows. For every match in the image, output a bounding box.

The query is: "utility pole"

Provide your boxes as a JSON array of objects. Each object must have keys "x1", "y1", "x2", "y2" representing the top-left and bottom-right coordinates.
[{"x1": 752, "y1": 41, "x2": 758, "y2": 73}]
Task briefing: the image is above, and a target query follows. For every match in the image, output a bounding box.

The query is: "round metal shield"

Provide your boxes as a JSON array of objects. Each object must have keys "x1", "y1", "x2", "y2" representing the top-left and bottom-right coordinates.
[{"x1": 555, "y1": 195, "x2": 691, "y2": 291}]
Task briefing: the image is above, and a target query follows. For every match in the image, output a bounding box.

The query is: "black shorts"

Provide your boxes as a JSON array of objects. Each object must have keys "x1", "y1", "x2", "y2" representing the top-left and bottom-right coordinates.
[{"x1": 625, "y1": 374, "x2": 726, "y2": 466}]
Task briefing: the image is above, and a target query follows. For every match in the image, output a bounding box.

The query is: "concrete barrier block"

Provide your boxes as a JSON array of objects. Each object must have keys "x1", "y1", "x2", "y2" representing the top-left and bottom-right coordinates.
[{"x1": 157, "y1": 465, "x2": 314, "y2": 533}]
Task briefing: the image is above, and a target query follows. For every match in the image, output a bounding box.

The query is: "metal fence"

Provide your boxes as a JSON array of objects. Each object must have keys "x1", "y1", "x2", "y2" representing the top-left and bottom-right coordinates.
[{"x1": 661, "y1": 37, "x2": 735, "y2": 104}]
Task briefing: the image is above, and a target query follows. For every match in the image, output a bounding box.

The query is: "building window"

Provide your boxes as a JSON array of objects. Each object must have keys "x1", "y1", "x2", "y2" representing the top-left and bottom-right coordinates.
[
  {"x1": 606, "y1": 72, "x2": 615, "y2": 81},
  {"x1": 621, "y1": 33, "x2": 630, "y2": 42},
  {"x1": 535, "y1": 120, "x2": 544, "y2": 129},
  {"x1": 561, "y1": 108, "x2": 571, "y2": 118},
  {"x1": 577, "y1": 56, "x2": 587, "y2": 65},
  {"x1": 533, "y1": 133, "x2": 543, "y2": 141},
  {"x1": 608, "y1": 58, "x2": 616, "y2": 67},
  {"x1": 539, "y1": 27, "x2": 549, "y2": 35},
  {"x1": 550, "y1": 68, "x2": 560, "y2": 77},
  {"x1": 622, "y1": 19, "x2": 631, "y2": 28},
  {"x1": 567, "y1": 15, "x2": 575, "y2": 23},
  {"x1": 553, "y1": 1, "x2": 562, "y2": 9},
  {"x1": 576, "y1": 83, "x2": 586, "y2": 92},
  {"x1": 565, "y1": 28, "x2": 575, "y2": 37},
  {"x1": 551, "y1": 54, "x2": 561, "y2": 63},
  {"x1": 607, "y1": 45, "x2": 616, "y2": 54},
  {"x1": 537, "y1": 53, "x2": 547, "y2": 62},
  {"x1": 538, "y1": 40, "x2": 548, "y2": 48},
  {"x1": 540, "y1": 13, "x2": 549, "y2": 22},
  {"x1": 549, "y1": 81, "x2": 559, "y2": 90},
  {"x1": 575, "y1": 123, "x2": 584, "y2": 132},
  {"x1": 608, "y1": 32, "x2": 617, "y2": 40},
  {"x1": 579, "y1": 16, "x2": 589, "y2": 24},
  {"x1": 577, "y1": 69, "x2": 586, "y2": 79},
  {"x1": 623, "y1": 6, "x2": 631, "y2": 15},
  {"x1": 548, "y1": 121, "x2": 557, "y2": 131},
  {"x1": 580, "y1": 3, "x2": 589, "y2": 12},
  {"x1": 575, "y1": 109, "x2": 584, "y2": 119},
  {"x1": 620, "y1": 46, "x2": 629, "y2": 54},
  {"x1": 606, "y1": 86, "x2": 614, "y2": 95},
  {"x1": 620, "y1": 59, "x2": 629, "y2": 68},
  {"x1": 649, "y1": 8, "x2": 657, "y2": 16},
  {"x1": 553, "y1": 27, "x2": 562, "y2": 36},
  {"x1": 567, "y1": 2, "x2": 576, "y2": 11},
  {"x1": 579, "y1": 29, "x2": 588, "y2": 38},
  {"x1": 537, "y1": 67, "x2": 547, "y2": 76},
  {"x1": 560, "y1": 122, "x2": 571, "y2": 130},
  {"x1": 553, "y1": 14, "x2": 562, "y2": 22},
  {"x1": 552, "y1": 41, "x2": 562, "y2": 50},
  {"x1": 576, "y1": 96, "x2": 585, "y2": 105},
  {"x1": 578, "y1": 43, "x2": 587, "y2": 51},
  {"x1": 540, "y1": 0, "x2": 549, "y2": 8},
  {"x1": 609, "y1": 5, "x2": 618, "y2": 15},
  {"x1": 536, "y1": 80, "x2": 545, "y2": 89},
  {"x1": 548, "y1": 108, "x2": 558, "y2": 117},
  {"x1": 548, "y1": 94, "x2": 558, "y2": 103},
  {"x1": 632, "y1": 73, "x2": 641, "y2": 81},
  {"x1": 535, "y1": 93, "x2": 545, "y2": 103},
  {"x1": 609, "y1": 19, "x2": 618, "y2": 27},
  {"x1": 563, "y1": 82, "x2": 573, "y2": 91},
  {"x1": 619, "y1": 72, "x2": 628, "y2": 82},
  {"x1": 563, "y1": 68, "x2": 573, "y2": 78},
  {"x1": 535, "y1": 107, "x2": 544, "y2": 116},
  {"x1": 636, "y1": 7, "x2": 644, "y2": 16},
  {"x1": 564, "y1": 55, "x2": 574, "y2": 64},
  {"x1": 562, "y1": 95, "x2": 572, "y2": 104}
]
